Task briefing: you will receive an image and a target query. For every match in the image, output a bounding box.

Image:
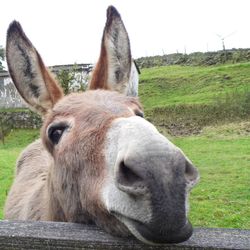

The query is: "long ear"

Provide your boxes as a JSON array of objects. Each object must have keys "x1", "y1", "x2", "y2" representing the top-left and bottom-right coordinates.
[
  {"x1": 6, "y1": 21, "x2": 63, "y2": 115},
  {"x1": 89, "y1": 6, "x2": 136, "y2": 95}
]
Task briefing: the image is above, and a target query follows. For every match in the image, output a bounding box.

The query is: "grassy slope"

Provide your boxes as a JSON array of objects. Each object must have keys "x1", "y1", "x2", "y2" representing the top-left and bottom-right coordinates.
[
  {"x1": 139, "y1": 63, "x2": 250, "y2": 136},
  {"x1": 0, "y1": 129, "x2": 39, "y2": 218},
  {"x1": 139, "y1": 62, "x2": 250, "y2": 109}
]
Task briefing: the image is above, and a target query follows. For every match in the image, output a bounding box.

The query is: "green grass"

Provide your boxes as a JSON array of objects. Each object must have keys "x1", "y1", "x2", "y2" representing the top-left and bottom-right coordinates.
[
  {"x1": 139, "y1": 63, "x2": 250, "y2": 109},
  {"x1": 0, "y1": 129, "x2": 39, "y2": 218},
  {"x1": 0, "y1": 126, "x2": 249, "y2": 229},
  {"x1": 173, "y1": 126, "x2": 250, "y2": 229}
]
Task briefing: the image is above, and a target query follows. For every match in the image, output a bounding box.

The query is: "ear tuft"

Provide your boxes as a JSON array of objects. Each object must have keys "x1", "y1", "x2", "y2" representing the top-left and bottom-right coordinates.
[
  {"x1": 7, "y1": 20, "x2": 24, "y2": 35},
  {"x1": 7, "y1": 21, "x2": 32, "y2": 47},
  {"x1": 106, "y1": 6, "x2": 121, "y2": 29}
]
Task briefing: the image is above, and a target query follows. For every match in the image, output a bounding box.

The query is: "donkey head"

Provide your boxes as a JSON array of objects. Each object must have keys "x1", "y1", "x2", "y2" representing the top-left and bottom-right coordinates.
[{"x1": 6, "y1": 6, "x2": 199, "y2": 244}]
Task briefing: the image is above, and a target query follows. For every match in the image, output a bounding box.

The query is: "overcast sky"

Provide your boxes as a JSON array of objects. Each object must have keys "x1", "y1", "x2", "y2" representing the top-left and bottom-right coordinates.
[{"x1": 1, "y1": 0, "x2": 250, "y2": 66}]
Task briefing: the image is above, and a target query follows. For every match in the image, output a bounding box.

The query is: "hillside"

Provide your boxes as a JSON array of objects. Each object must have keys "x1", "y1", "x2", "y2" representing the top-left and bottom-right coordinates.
[
  {"x1": 139, "y1": 62, "x2": 250, "y2": 135},
  {"x1": 136, "y1": 49, "x2": 250, "y2": 68}
]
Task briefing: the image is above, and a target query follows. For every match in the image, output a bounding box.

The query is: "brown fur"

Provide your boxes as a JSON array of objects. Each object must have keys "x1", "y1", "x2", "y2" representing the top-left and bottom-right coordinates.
[
  {"x1": 89, "y1": 38, "x2": 109, "y2": 90},
  {"x1": 37, "y1": 52, "x2": 64, "y2": 105},
  {"x1": 4, "y1": 13, "x2": 140, "y2": 232}
]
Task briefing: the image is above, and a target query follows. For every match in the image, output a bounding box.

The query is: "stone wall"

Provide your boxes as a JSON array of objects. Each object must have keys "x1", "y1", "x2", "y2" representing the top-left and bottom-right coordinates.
[
  {"x1": 136, "y1": 48, "x2": 250, "y2": 68},
  {"x1": 0, "y1": 110, "x2": 41, "y2": 129}
]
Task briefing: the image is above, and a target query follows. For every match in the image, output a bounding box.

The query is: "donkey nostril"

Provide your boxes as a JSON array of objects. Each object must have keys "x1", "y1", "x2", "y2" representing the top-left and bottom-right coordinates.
[
  {"x1": 115, "y1": 161, "x2": 148, "y2": 195},
  {"x1": 117, "y1": 161, "x2": 142, "y2": 187}
]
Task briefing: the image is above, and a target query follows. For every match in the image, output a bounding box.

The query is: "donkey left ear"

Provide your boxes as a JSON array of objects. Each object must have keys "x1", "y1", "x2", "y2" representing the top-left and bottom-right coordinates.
[
  {"x1": 89, "y1": 6, "x2": 137, "y2": 96},
  {"x1": 6, "y1": 21, "x2": 64, "y2": 116}
]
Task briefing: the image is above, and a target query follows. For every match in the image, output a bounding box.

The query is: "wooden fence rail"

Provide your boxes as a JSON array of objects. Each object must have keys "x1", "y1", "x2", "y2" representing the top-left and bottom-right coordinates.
[{"x1": 0, "y1": 220, "x2": 249, "y2": 249}]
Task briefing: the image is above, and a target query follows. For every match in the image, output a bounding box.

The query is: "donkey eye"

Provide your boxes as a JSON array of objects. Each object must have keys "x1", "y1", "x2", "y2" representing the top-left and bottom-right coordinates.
[{"x1": 48, "y1": 124, "x2": 68, "y2": 145}]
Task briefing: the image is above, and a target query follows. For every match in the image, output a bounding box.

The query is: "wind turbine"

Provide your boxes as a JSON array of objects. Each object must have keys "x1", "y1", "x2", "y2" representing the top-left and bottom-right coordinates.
[
  {"x1": 216, "y1": 31, "x2": 237, "y2": 51},
  {"x1": 216, "y1": 31, "x2": 236, "y2": 62}
]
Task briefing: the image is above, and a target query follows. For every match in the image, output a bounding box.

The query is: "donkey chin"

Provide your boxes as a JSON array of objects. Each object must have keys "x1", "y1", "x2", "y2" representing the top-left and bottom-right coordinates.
[
  {"x1": 101, "y1": 116, "x2": 199, "y2": 244},
  {"x1": 116, "y1": 215, "x2": 193, "y2": 244}
]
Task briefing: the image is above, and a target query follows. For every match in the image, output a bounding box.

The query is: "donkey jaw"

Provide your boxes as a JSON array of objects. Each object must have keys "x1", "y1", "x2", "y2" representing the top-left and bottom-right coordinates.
[{"x1": 111, "y1": 212, "x2": 193, "y2": 244}]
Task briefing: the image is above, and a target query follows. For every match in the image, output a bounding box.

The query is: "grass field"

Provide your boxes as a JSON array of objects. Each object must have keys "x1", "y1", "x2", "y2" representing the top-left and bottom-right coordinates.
[
  {"x1": 0, "y1": 124, "x2": 249, "y2": 229},
  {"x1": 0, "y1": 62, "x2": 249, "y2": 229},
  {"x1": 174, "y1": 123, "x2": 250, "y2": 229}
]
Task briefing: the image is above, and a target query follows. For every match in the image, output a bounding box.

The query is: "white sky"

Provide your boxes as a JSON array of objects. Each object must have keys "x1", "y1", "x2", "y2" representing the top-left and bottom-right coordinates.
[{"x1": 1, "y1": 0, "x2": 250, "y2": 66}]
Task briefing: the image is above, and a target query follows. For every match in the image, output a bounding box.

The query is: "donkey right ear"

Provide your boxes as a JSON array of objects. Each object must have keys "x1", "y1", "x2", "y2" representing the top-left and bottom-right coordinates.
[{"x1": 6, "y1": 21, "x2": 64, "y2": 115}]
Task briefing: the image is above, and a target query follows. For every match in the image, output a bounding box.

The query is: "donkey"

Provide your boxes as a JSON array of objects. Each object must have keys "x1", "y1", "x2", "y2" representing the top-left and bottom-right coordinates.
[{"x1": 4, "y1": 6, "x2": 199, "y2": 244}]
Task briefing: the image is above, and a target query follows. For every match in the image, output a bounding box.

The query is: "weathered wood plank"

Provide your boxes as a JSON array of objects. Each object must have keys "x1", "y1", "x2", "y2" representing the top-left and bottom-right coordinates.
[{"x1": 0, "y1": 220, "x2": 249, "y2": 249}]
